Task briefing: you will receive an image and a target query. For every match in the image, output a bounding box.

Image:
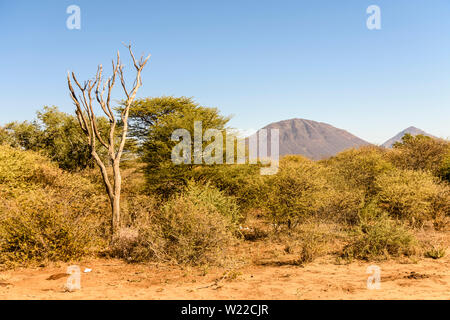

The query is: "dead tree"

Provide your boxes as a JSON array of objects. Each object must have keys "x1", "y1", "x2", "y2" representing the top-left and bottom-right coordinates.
[{"x1": 67, "y1": 46, "x2": 150, "y2": 236}]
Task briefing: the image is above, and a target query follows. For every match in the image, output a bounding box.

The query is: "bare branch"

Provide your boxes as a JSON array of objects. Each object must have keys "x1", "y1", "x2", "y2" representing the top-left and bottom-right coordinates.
[{"x1": 67, "y1": 45, "x2": 150, "y2": 236}]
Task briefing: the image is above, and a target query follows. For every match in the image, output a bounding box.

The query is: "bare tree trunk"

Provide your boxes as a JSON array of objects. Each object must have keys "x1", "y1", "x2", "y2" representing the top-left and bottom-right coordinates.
[
  {"x1": 67, "y1": 45, "x2": 150, "y2": 238},
  {"x1": 112, "y1": 160, "x2": 122, "y2": 234},
  {"x1": 111, "y1": 196, "x2": 120, "y2": 235}
]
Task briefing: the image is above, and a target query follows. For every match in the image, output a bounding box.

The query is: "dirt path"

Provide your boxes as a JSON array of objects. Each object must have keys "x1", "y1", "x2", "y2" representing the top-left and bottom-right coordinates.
[{"x1": 0, "y1": 255, "x2": 448, "y2": 300}]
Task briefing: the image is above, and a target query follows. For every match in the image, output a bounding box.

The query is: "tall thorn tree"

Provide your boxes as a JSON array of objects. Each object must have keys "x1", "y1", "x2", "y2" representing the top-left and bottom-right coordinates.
[{"x1": 67, "y1": 46, "x2": 150, "y2": 236}]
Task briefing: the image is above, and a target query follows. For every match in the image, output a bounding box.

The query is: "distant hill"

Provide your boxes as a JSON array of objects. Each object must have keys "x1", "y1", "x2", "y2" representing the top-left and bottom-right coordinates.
[
  {"x1": 249, "y1": 118, "x2": 370, "y2": 160},
  {"x1": 381, "y1": 126, "x2": 435, "y2": 148}
]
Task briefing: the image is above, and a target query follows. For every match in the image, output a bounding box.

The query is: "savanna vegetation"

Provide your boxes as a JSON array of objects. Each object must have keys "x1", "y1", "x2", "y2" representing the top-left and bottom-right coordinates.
[
  {"x1": 1, "y1": 100, "x2": 448, "y2": 270},
  {"x1": 0, "y1": 52, "x2": 449, "y2": 270}
]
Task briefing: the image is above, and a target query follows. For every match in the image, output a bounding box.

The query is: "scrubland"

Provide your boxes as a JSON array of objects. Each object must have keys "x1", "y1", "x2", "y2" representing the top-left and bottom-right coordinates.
[{"x1": 0, "y1": 130, "x2": 449, "y2": 299}]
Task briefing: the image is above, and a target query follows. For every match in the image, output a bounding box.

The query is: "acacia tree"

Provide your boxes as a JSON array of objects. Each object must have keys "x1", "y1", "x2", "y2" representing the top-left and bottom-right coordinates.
[
  {"x1": 67, "y1": 46, "x2": 150, "y2": 236},
  {"x1": 124, "y1": 97, "x2": 230, "y2": 197}
]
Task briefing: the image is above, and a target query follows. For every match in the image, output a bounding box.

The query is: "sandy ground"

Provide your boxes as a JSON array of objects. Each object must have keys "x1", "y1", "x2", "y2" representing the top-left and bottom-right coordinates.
[{"x1": 0, "y1": 254, "x2": 448, "y2": 300}]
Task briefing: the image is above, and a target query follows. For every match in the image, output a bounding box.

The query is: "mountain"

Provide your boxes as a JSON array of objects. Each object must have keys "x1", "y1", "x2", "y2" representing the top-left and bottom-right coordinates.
[
  {"x1": 249, "y1": 118, "x2": 370, "y2": 160},
  {"x1": 381, "y1": 126, "x2": 435, "y2": 148}
]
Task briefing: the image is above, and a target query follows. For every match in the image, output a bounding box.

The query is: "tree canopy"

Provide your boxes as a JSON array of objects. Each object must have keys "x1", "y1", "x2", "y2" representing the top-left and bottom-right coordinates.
[
  {"x1": 126, "y1": 96, "x2": 231, "y2": 196},
  {"x1": 1, "y1": 106, "x2": 110, "y2": 171},
  {"x1": 391, "y1": 134, "x2": 450, "y2": 181}
]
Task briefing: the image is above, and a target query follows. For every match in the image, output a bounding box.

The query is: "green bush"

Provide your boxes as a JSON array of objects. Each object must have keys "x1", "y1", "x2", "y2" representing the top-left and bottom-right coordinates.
[
  {"x1": 0, "y1": 144, "x2": 104, "y2": 196},
  {"x1": 0, "y1": 126, "x2": 15, "y2": 146},
  {"x1": 0, "y1": 144, "x2": 44, "y2": 189},
  {"x1": 424, "y1": 246, "x2": 446, "y2": 259},
  {"x1": 2, "y1": 106, "x2": 138, "y2": 171},
  {"x1": 128, "y1": 96, "x2": 230, "y2": 198},
  {"x1": 388, "y1": 134, "x2": 450, "y2": 179},
  {"x1": 182, "y1": 181, "x2": 242, "y2": 226},
  {"x1": 264, "y1": 156, "x2": 330, "y2": 229},
  {"x1": 374, "y1": 169, "x2": 449, "y2": 227},
  {"x1": 341, "y1": 216, "x2": 417, "y2": 261},
  {"x1": 322, "y1": 146, "x2": 392, "y2": 197},
  {"x1": 192, "y1": 164, "x2": 265, "y2": 210},
  {"x1": 321, "y1": 181, "x2": 366, "y2": 225}
]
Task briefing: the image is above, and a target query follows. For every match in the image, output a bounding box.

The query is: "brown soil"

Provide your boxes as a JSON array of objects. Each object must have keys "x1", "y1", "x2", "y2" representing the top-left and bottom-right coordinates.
[
  {"x1": 1, "y1": 223, "x2": 449, "y2": 300},
  {"x1": 0, "y1": 254, "x2": 449, "y2": 300}
]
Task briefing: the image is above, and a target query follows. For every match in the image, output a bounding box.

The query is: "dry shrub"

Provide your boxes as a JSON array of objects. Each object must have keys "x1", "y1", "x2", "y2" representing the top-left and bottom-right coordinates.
[
  {"x1": 0, "y1": 144, "x2": 76, "y2": 191},
  {"x1": 431, "y1": 186, "x2": 450, "y2": 230},
  {"x1": 272, "y1": 221, "x2": 344, "y2": 265},
  {"x1": 110, "y1": 227, "x2": 165, "y2": 263},
  {"x1": 424, "y1": 246, "x2": 446, "y2": 259},
  {"x1": 294, "y1": 222, "x2": 346, "y2": 264},
  {"x1": 110, "y1": 194, "x2": 164, "y2": 263},
  {"x1": 439, "y1": 152, "x2": 450, "y2": 183},
  {"x1": 318, "y1": 146, "x2": 394, "y2": 226},
  {"x1": 158, "y1": 194, "x2": 235, "y2": 265},
  {"x1": 182, "y1": 181, "x2": 242, "y2": 227},
  {"x1": 264, "y1": 156, "x2": 330, "y2": 229},
  {"x1": 298, "y1": 241, "x2": 322, "y2": 264},
  {"x1": 0, "y1": 145, "x2": 106, "y2": 200},
  {"x1": 118, "y1": 162, "x2": 148, "y2": 195},
  {"x1": 121, "y1": 194, "x2": 159, "y2": 228},
  {"x1": 0, "y1": 191, "x2": 102, "y2": 266},
  {"x1": 0, "y1": 146, "x2": 108, "y2": 267},
  {"x1": 111, "y1": 183, "x2": 237, "y2": 266},
  {"x1": 375, "y1": 169, "x2": 449, "y2": 227},
  {"x1": 322, "y1": 146, "x2": 392, "y2": 196},
  {"x1": 387, "y1": 134, "x2": 450, "y2": 177},
  {"x1": 322, "y1": 184, "x2": 366, "y2": 225},
  {"x1": 341, "y1": 215, "x2": 418, "y2": 261},
  {"x1": 296, "y1": 230, "x2": 327, "y2": 265},
  {"x1": 240, "y1": 228, "x2": 269, "y2": 241}
]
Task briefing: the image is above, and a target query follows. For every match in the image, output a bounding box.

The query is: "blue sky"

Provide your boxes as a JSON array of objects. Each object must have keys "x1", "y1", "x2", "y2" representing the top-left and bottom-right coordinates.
[{"x1": 0, "y1": 0, "x2": 449, "y2": 144}]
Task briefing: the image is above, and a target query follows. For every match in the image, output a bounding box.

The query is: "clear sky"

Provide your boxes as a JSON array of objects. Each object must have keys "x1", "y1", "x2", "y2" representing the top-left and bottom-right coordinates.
[{"x1": 1, "y1": 0, "x2": 449, "y2": 144}]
